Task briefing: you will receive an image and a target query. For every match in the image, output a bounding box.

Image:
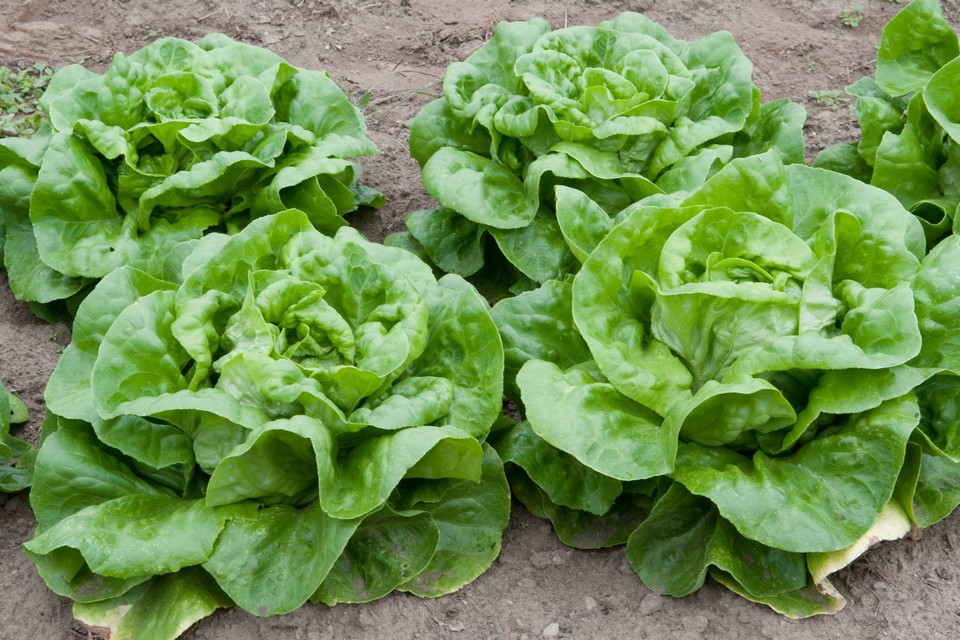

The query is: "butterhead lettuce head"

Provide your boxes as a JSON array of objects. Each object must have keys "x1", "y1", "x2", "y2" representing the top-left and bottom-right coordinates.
[
  {"x1": 25, "y1": 209, "x2": 509, "y2": 638},
  {"x1": 0, "y1": 34, "x2": 383, "y2": 317},
  {"x1": 390, "y1": 13, "x2": 805, "y2": 292},
  {"x1": 492, "y1": 150, "x2": 960, "y2": 616}
]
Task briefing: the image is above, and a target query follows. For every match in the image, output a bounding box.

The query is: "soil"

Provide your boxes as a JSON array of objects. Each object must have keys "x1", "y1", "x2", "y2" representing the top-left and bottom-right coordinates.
[{"x1": 2, "y1": 0, "x2": 960, "y2": 638}]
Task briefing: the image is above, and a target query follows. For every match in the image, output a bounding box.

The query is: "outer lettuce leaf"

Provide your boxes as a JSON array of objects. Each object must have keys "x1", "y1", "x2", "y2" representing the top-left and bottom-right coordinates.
[
  {"x1": 1, "y1": 379, "x2": 34, "y2": 492},
  {"x1": 396, "y1": 444, "x2": 511, "y2": 597},
  {"x1": 505, "y1": 469, "x2": 651, "y2": 549},
  {"x1": 875, "y1": 0, "x2": 959, "y2": 96},
  {"x1": 201, "y1": 501, "x2": 360, "y2": 616},
  {"x1": 312, "y1": 506, "x2": 439, "y2": 605},
  {"x1": 25, "y1": 496, "x2": 222, "y2": 578},
  {"x1": 671, "y1": 394, "x2": 918, "y2": 553},
  {"x1": 626, "y1": 483, "x2": 808, "y2": 598},
  {"x1": 72, "y1": 569, "x2": 232, "y2": 640},
  {"x1": 712, "y1": 571, "x2": 844, "y2": 620},
  {"x1": 0, "y1": 128, "x2": 87, "y2": 308},
  {"x1": 519, "y1": 360, "x2": 675, "y2": 481},
  {"x1": 910, "y1": 452, "x2": 960, "y2": 527},
  {"x1": 490, "y1": 278, "x2": 591, "y2": 400},
  {"x1": 494, "y1": 421, "x2": 621, "y2": 515}
]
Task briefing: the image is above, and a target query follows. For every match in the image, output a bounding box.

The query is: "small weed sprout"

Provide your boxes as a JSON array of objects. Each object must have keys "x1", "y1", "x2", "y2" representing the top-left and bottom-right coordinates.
[
  {"x1": 809, "y1": 89, "x2": 850, "y2": 110},
  {"x1": 0, "y1": 62, "x2": 52, "y2": 137},
  {"x1": 841, "y1": 3, "x2": 865, "y2": 28}
]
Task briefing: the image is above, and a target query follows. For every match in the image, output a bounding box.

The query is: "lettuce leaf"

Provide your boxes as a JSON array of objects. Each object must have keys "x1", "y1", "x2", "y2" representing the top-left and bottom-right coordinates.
[{"x1": 1, "y1": 379, "x2": 34, "y2": 492}]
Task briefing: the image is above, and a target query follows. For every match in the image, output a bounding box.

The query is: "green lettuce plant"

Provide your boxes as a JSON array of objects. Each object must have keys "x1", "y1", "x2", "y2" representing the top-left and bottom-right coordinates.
[
  {"x1": 491, "y1": 150, "x2": 960, "y2": 616},
  {"x1": 24, "y1": 209, "x2": 508, "y2": 639},
  {"x1": 388, "y1": 12, "x2": 805, "y2": 293},
  {"x1": 815, "y1": 0, "x2": 960, "y2": 247},
  {"x1": 0, "y1": 34, "x2": 383, "y2": 318},
  {"x1": 1, "y1": 380, "x2": 34, "y2": 492}
]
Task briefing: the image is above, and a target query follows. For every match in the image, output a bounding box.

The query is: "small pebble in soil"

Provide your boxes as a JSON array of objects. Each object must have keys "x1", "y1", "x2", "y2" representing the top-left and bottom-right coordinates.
[
  {"x1": 542, "y1": 622, "x2": 560, "y2": 637},
  {"x1": 358, "y1": 610, "x2": 377, "y2": 629},
  {"x1": 518, "y1": 577, "x2": 538, "y2": 589},
  {"x1": 583, "y1": 596, "x2": 598, "y2": 611},
  {"x1": 638, "y1": 593, "x2": 663, "y2": 615},
  {"x1": 682, "y1": 614, "x2": 709, "y2": 633},
  {"x1": 2, "y1": 495, "x2": 19, "y2": 512},
  {"x1": 529, "y1": 551, "x2": 564, "y2": 569}
]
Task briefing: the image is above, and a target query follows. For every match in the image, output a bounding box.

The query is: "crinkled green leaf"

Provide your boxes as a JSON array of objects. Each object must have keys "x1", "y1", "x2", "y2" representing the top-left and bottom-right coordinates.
[
  {"x1": 398, "y1": 445, "x2": 510, "y2": 597},
  {"x1": 409, "y1": 99, "x2": 492, "y2": 167},
  {"x1": 202, "y1": 502, "x2": 360, "y2": 616},
  {"x1": 423, "y1": 148, "x2": 534, "y2": 229},
  {"x1": 0, "y1": 131, "x2": 87, "y2": 303},
  {"x1": 812, "y1": 142, "x2": 873, "y2": 183},
  {"x1": 875, "y1": 0, "x2": 959, "y2": 97},
  {"x1": 914, "y1": 374, "x2": 960, "y2": 461},
  {"x1": 0, "y1": 382, "x2": 34, "y2": 491},
  {"x1": 25, "y1": 495, "x2": 222, "y2": 578},
  {"x1": 29, "y1": 422, "x2": 171, "y2": 530},
  {"x1": 554, "y1": 185, "x2": 616, "y2": 262},
  {"x1": 508, "y1": 469, "x2": 650, "y2": 549},
  {"x1": 573, "y1": 205, "x2": 696, "y2": 414},
  {"x1": 205, "y1": 415, "x2": 333, "y2": 508},
  {"x1": 490, "y1": 216, "x2": 580, "y2": 284},
  {"x1": 404, "y1": 207, "x2": 486, "y2": 278},
  {"x1": 325, "y1": 425, "x2": 482, "y2": 519},
  {"x1": 626, "y1": 483, "x2": 807, "y2": 598},
  {"x1": 672, "y1": 394, "x2": 919, "y2": 553},
  {"x1": 73, "y1": 568, "x2": 232, "y2": 640},
  {"x1": 491, "y1": 278, "x2": 591, "y2": 400},
  {"x1": 28, "y1": 545, "x2": 152, "y2": 604},
  {"x1": 494, "y1": 421, "x2": 621, "y2": 515},
  {"x1": 46, "y1": 267, "x2": 176, "y2": 425},
  {"x1": 520, "y1": 360, "x2": 675, "y2": 481},
  {"x1": 313, "y1": 506, "x2": 440, "y2": 605},
  {"x1": 912, "y1": 452, "x2": 960, "y2": 527},
  {"x1": 912, "y1": 236, "x2": 960, "y2": 369},
  {"x1": 404, "y1": 274, "x2": 504, "y2": 439},
  {"x1": 712, "y1": 571, "x2": 844, "y2": 619}
]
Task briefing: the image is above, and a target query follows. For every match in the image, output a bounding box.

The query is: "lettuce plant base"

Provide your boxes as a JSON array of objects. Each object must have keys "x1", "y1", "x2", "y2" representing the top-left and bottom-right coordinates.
[{"x1": 3, "y1": 1, "x2": 960, "y2": 639}]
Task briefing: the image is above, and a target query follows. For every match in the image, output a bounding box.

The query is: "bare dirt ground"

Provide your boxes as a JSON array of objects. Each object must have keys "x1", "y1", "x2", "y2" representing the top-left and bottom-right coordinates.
[{"x1": 3, "y1": 0, "x2": 960, "y2": 638}]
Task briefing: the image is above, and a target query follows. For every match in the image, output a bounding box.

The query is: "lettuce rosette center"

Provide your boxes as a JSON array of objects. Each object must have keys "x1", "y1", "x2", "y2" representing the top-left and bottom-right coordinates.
[{"x1": 25, "y1": 210, "x2": 509, "y2": 637}]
